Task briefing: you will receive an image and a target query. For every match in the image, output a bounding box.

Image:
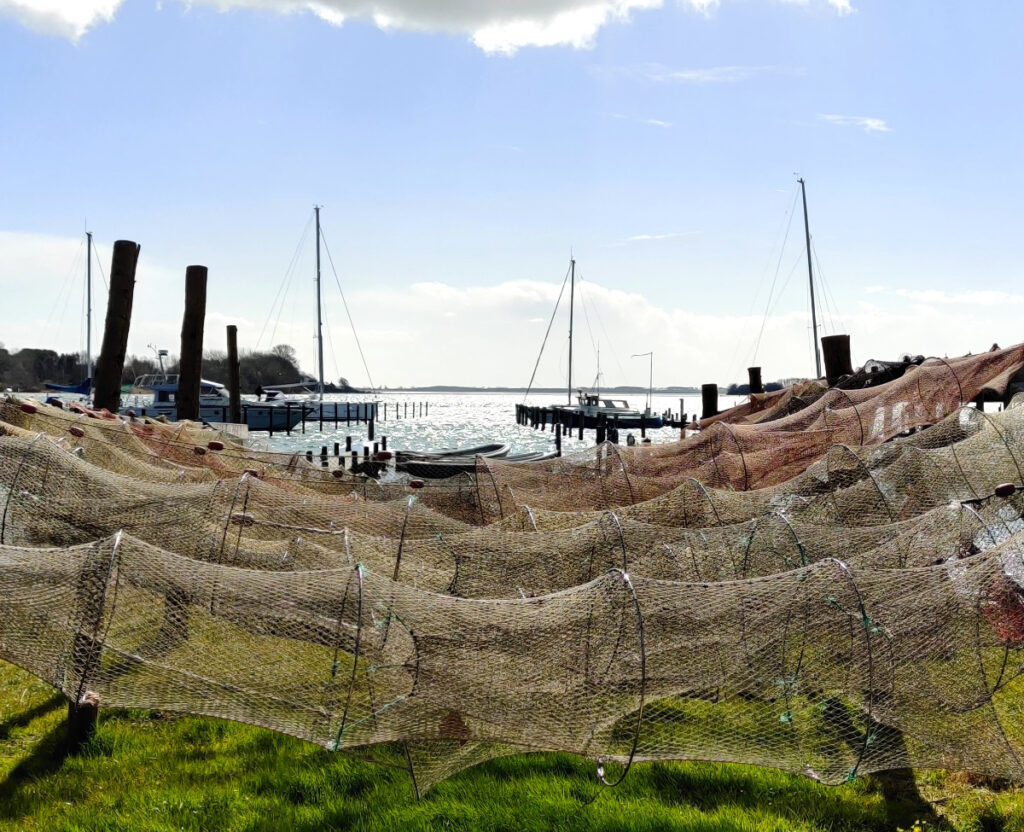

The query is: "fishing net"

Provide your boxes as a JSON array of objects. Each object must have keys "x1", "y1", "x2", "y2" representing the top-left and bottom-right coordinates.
[
  {"x1": 3, "y1": 343, "x2": 1024, "y2": 793},
  {"x1": 478, "y1": 346, "x2": 1024, "y2": 520},
  {"x1": 3, "y1": 530, "x2": 1024, "y2": 794}
]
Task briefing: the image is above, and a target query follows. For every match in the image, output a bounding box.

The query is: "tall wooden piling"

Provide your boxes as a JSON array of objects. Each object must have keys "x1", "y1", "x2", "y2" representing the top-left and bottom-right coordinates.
[
  {"x1": 747, "y1": 366, "x2": 764, "y2": 395},
  {"x1": 176, "y1": 266, "x2": 208, "y2": 422},
  {"x1": 822, "y1": 334, "x2": 853, "y2": 386},
  {"x1": 226, "y1": 325, "x2": 242, "y2": 424},
  {"x1": 701, "y1": 384, "x2": 719, "y2": 420},
  {"x1": 92, "y1": 240, "x2": 141, "y2": 412}
]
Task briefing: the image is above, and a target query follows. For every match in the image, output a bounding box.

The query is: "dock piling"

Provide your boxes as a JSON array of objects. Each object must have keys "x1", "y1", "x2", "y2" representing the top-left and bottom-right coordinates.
[{"x1": 92, "y1": 240, "x2": 141, "y2": 412}]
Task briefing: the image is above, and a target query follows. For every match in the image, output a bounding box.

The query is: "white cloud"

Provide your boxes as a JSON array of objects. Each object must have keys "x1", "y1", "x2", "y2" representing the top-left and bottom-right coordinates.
[
  {"x1": 625, "y1": 232, "x2": 691, "y2": 242},
  {"x1": 820, "y1": 113, "x2": 890, "y2": 133},
  {"x1": 3, "y1": 231, "x2": 1022, "y2": 387},
  {"x1": 604, "y1": 63, "x2": 799, "y2": 83},
  {"x1": 781, "y1": 0, "x2": 853, "y2": 15},
  {"x1": 606, "y1": 231, "x2": 699, "y2": 246},
  {"x1": 605, "y1": 112, "x2": 672, "y2": 127},
  {"x1": 4, "y1": 0, "x2": 853, "y2": 52},
  {"x1": 867, "y1": 287, "x2": 1024, "y2": 306},
  {"x1": 0, "y1": 0, "x2": 123, "y2": 39}
]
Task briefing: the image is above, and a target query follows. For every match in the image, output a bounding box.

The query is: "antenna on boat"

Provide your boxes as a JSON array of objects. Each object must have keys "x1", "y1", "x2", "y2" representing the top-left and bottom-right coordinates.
[
  {"x1": 567, "y1": 255, "x2": 575, "y2": 406},
  {"x1": 797, "y1": 177, "x2": 822, "y2": 379},
  {"x1": 86, "y1": 230, "x2": 93, "y2": 382},
  {"x1": 314, "y1": 205, "x2": 325, "y2": 401}
]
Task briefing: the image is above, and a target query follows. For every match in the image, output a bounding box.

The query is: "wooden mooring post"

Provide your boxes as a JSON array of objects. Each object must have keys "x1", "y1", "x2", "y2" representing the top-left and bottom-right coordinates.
[
  {"x1": 701, "y1": 384, "x2": 719, "y2": 420},
  {"x1": 92, "y1": 240, "x2": 141, "y2": 412},
  {"x1": 177, "y1": 265, "x2": 208, "y2": 422},
  {"x1": 226, "y1": 325, "x2": 242, "y2": 423}
]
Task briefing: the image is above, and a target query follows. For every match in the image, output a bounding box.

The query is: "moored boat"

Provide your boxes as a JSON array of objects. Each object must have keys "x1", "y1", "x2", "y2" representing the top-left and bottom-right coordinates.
[{"x1": 119, "y1": 374, "x2": 306, "y2": 432}]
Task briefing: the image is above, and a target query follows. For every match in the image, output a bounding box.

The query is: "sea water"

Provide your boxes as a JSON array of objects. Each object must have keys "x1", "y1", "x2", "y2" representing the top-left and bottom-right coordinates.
[{"x1": 256, "y1": 391, "x2": 748, "y2": 457}]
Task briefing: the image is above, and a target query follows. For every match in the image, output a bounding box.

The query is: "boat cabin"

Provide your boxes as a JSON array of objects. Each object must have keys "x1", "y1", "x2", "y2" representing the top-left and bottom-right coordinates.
[{"x1": 132, "y1": 374, "x2": 231, "y2": 405}]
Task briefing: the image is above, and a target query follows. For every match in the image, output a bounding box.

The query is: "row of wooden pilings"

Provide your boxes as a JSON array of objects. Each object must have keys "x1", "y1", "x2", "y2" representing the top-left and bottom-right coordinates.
[
  {"x1": 515, "y1": 404, "x2": 635, "y2": 453},
  {"x1": 303, "y1": 435, "x2": 392, "y2": 475}
]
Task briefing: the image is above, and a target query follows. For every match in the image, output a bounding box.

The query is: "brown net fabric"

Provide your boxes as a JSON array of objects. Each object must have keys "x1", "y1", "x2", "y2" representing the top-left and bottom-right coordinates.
[
  {"x1": 478, "y1": 345, "x2": 1024, "y2": 521},
  {"x1": 3, "y1": 343, "x2": 1024, "y2": 793}
]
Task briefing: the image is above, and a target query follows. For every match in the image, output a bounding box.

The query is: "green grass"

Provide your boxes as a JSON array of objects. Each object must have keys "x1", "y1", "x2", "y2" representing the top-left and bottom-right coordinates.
[{"x1": 2, "y1": 661, "x2": 1024, "y2": 831}]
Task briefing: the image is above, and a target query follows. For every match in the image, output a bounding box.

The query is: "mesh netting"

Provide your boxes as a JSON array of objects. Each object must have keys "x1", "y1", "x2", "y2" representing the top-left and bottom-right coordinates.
[{"x1": 2, "y1": 343, "x2": 1024, "y2": 793}]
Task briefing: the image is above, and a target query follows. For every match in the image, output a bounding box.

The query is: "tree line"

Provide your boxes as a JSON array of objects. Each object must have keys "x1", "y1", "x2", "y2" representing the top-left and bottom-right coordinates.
[{"x1": 0, "y1": 343, "x2": 305, "y2": 394}]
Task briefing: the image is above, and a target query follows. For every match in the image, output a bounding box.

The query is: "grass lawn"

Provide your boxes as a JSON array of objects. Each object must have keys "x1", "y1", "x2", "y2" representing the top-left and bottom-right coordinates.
[{"x1": 1, "y1": 660, "x2": 1023, "y2": 831}]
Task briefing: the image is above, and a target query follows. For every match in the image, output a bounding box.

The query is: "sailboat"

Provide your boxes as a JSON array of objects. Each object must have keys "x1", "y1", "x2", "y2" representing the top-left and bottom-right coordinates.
[
  {"x1": 45, "y1": 231, "x2": 95, "y2": 397},
  {"x1": 527, "y1": 258, "x2": 663, "y2": 431},
  {"x1": 261, "y1": 206, "x2": 378, "y2": 422}
]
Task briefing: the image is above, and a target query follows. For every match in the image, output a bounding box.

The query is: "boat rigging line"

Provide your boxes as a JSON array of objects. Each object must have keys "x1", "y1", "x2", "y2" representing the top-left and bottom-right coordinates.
[
  {"x1": 318, "y1": 226, "x2": 378, "y2": 396},
  {"x1": 522, "y1": 260, "x2": 572, "y2": 403},
  {"x1": 257, "y1": 213, "x2": 313, "y2": 351},
  {"x1": 748, "y1": 185, "x2": 800, "y2": 371},
  {"x1": 812, "y1": 238, "x2": 845, "y2": 335}
]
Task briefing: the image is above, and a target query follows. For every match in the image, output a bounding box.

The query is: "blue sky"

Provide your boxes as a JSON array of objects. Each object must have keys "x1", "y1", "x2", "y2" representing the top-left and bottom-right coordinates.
[{"x1": 1, "y1": 0, "x2": 1022, "y2": 388}]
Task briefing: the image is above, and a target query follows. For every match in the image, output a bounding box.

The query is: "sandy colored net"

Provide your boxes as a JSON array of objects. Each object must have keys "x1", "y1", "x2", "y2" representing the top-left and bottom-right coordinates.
[
  {"x1": 3, "y1": 530, "x2": 1024, "y2": 794},
  {"x1": 3, "y1": 343, "x2": 1024, "y2": 793}
]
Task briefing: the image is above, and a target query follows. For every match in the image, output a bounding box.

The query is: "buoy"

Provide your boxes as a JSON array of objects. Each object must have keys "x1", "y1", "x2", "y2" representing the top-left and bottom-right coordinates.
[
  {"x1": 409, "y1": 479, "x2": 425, "y2": 489},
  {"x1": 69, "y1": 426, "x2": 85, "y2": 438},
  {"x1": 373, "y1": 451, "x2": 393, "y2": 461},
  {"x1": 19, "y1": 402, "x2": 37, "y2": 414},
  {"x1": 193, "y1": 446, "x2": 207, "y2": 456},
  {"x1": 995, "y1": 483, "x2": 1017, "y2": 499},
  {"x1": 332, "y1": 469, "x2": 346, "y2": 479},
  {"x1": 207, "y1": 440, "x2": 225, "y2": 451}
]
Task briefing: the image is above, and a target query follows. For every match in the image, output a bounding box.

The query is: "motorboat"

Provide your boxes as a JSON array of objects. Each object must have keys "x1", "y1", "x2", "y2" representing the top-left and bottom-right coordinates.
[
  {"x1": 120, "y1": 374, "x2": 306, "y2": 432},
  {"x1": 552, "y1": 391, "x2": 664, "y2": 430},
  {"x1": 264, "y1": 388, "x2": 378, "y2": 421}
]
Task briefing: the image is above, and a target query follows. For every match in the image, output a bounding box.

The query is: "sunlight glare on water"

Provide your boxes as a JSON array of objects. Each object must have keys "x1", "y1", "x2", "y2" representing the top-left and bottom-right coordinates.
[{"x1": 256, "y1": 392, "x2": 747, "y2": 456}]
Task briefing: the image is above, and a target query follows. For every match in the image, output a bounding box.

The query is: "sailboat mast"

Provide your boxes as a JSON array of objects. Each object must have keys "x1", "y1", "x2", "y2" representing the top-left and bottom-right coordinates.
[
  {"x1": 86, "y1": 231, "x2": 93, "y2": 381},
  {"x1": 567, "y1": 257, "x2": 575, "y2": 406},
  {"x1": 798, "y1": 178, "x2": 822, "y2": 379},
  {"x1": 314, "y1": 205, "x2": 325, "y2": 400}
]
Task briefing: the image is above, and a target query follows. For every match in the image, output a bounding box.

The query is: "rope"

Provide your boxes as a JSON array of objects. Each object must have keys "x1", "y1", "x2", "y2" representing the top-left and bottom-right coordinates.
[
  {"x1": 318, "y1": 227, "x2": 378, "y2": 396},
  {"x1": 523, "y1": 262, "x2": 572, "y2": 403}
]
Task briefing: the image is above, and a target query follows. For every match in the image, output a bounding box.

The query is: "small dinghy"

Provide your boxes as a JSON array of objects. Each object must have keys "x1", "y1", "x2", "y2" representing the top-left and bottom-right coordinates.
[
  {"x1": 395, "y1": 443, "x2": 509, "y2": 466},
  {"x1": 399, "y1": 447, "x2": 556, "y2": 479}
]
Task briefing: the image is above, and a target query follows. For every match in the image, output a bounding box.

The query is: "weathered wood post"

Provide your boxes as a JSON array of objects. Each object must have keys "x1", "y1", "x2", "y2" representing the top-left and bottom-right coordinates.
[
  {"x1": 226, "y1": 325, "x2": 242, "y2": 424},
  {"x1": 747, "y1": 366, "x2": 764, "y2": 395},
  {"x1": 67, "y1": 692, "x2": 100, "y2": 753},
  {"x1": 176, "y1": 266, "x2": 207, "y2": 422},
  {"x1": 821, "y1": 334, "x2": 853, "y2": 386},
  {"x1": 555, "y1": 421, "x2": 562, "y2": 456},
  {"x1": 701, "y1": 384, "x2": 719, "y2": 420},
  {"x1": 92, "y1": 240, "x2": 141, "y2": 412}
]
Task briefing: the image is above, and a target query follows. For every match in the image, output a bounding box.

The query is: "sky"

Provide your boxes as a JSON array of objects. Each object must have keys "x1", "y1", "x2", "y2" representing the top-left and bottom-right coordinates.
[{"x1": 1, "y1": 0, "x2": 1023, "y2": 390}]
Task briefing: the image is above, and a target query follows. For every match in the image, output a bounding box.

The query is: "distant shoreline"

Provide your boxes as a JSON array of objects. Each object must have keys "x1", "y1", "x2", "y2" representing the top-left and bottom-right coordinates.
[{"x1": 377, "y1": 386, "x2": 706, "y2": 394}]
